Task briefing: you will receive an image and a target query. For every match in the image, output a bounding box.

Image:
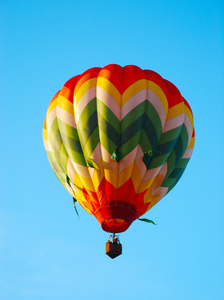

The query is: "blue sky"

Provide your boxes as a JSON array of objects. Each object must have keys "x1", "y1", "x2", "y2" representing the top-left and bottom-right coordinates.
[{"x1": 1, "y1": 0, "x2": 224, "y2": 299}]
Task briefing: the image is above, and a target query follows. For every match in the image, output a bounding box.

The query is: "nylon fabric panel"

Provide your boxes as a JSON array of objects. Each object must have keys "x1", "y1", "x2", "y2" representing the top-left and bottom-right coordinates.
[
  {"x1": 96, "y1": 66, "x2": 122, "y2": 206},
  {"x1": 43, "y1": 64, "x2": 195, "y2": 233}
]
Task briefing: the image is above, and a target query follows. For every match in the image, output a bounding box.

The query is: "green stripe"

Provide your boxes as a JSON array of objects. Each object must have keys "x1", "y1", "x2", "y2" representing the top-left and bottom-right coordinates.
[
  {"x1": 161, "y1": 157, "x2": 190, "y2": 192},
  {"x1": 48, "y1": 118, "x2": 70, "y2": 173},
  {"x1": 142, "y1": 115, "x2": 159, "y2": 150},
  {"x1": 57, "y1": 119, "x2": 79, "y2": 140},
  {"x1": 83, "y1": 127, "x2": 99, "y2": 157},
  {"x1": 77, "y1": 98, "x2": 97, "y2": 130},
  {"x1": 60, "y1": 131, "x2": 83, "y2": 153},
  {"x1": 121, "y1": 115, "x2": 144, "y2": 145},
  {"x1": 144, "y1": 101, "x2": 162, "y2": 142},
  {"x1": 77, "y1": 97, "x2": 100, "y2": 158},
  {"x1": 59, "y1": 143, "x2": 68, "y2": 171},
  {"x1": 47, "y1": 152, "x2": 68, "y2": 188},
  {"x1": 173, "y1": 137, "x2": 183, "y2": 166},
  {"x1": 162, "y1": 125, "x2": 189, "y2": 178},
  {"x1": 98, "y1": 113, "x2": 119, "y2": 147},
  {"x1": 159, "y1": 126, "x2": 182, "y2": 144},
  {"x1": 178, "y1": 125, "x2": 189, "y2": 158},
  {"x1": 139, "y1": 131, "x2": 153, "y2": 153},
  {"x1": 97, "y1": 99, "x2": 120, "y2": 132},
  {"x1": 119, "y1": 131, "x2": 142, "y2": 160},
  {"x1": 99, "y1": 128, "x2": 117, "y2": 154},
  {"x1": 147, "y1": 153, "x2": 170, "y2": 169},
  {"x1": 67, "y1": 149, "x2": 87, "y2": 166},
  {"x1": 121, "y1": 101, "x2": 146, "y2": 131},
  {"x1": 165, "y1": 151, "x2": 176, "y2": 176},
  {"x1": 57, "y1": 118, "x2": 86, "y2": 164}
]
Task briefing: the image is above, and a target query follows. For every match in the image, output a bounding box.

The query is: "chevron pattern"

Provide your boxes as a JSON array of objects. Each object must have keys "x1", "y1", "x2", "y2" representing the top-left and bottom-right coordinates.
[{"x1": 43, "y1": 64, "x2": 195, "y2": 233}]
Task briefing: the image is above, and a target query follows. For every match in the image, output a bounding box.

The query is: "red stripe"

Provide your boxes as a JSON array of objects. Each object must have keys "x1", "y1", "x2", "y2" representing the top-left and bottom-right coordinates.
[
  {"x1": 60, "y1": 75, "x2": 80, "y2": 103},
  {"x1": 144, "y1": 69, "x2": 170, "y2": 101},
  {"x1": 122, "y1": 65, "x2": 147, "y2": 93},
  {"x1": 74, "y1": 67, "x2": 101, "y2": 93},
  {"x1": 100, "y1": 64, "x2": 123, "y2": 93},
  {"x1": 165, "y1": 80, "x2": 184, "y2": 108}
]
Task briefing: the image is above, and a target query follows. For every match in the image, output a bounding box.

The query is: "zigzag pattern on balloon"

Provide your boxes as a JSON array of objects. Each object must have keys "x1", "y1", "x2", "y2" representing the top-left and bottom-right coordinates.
[{"x1": 43, "y1": 64, "x2": 195, "y2": 233}]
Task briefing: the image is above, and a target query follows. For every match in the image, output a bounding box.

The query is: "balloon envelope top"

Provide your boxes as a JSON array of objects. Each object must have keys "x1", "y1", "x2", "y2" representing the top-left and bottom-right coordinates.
[{"x1": 43, "y1": 64, "x2": 195, "y2": 233}]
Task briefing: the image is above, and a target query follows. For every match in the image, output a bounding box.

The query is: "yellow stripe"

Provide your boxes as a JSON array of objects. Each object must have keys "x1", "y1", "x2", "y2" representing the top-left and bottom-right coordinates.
[
  {"x1": 105, "y1": 169, "x2": 117, "y2": 187},
  {"x1": 78, "y1": 175, "x2": 95, "y2": 192},
  {"x1": 97, "y1": 76, "x2": 121, "y2": 107},
  {"x1": 43, "y1": 128, "x2": 49, "y2": 141},
  {"x1": 184, "y1": 105, "x2": 194, "y2": 129},
  {"x1": 74, "y1": 191, "x2": 93, "y2": 214},
  {"x1": 188, "y1": 136, "x2": 195, "y2": 148},
  {"x1": 117, "y1": 163, "x2": 134, "y2": 188},
  {"x1": 167, "y1": 102, "x2": 185, "y2": 120},
  {"x1": 142, "y1": 187, "x2": 153, "y2": 204},
  {"x1": 74, "y1": 78, "x2": 97, "y2": 106},
  {"x1": 46, "y1": 96, "x2": 58, "y2": 118},
  {"x1": 57, "y1": 95, "x2": 74, "y2": 114},
  {"x1": 147, "y1": 80, "x2": 169, "y2": 116},
  {"x1": 138, "y1": 178, "x2": 154, "y2": 194},
  {"x1": 77, "y1": 200, "x2": 92, "y2": 214},
  {"x1": 74, "y1": 172, "x2": 84, "y2": 189},
  {"x1": 122, "y1": 79, "x2": 147, "y2": 106},
  {"x1": 60, "y1": 86, "x2": 72, "y2": 100},
  {"x1": 130, "y1": 161, "x2": 142, "y2": 191},
  {"x1": 146, "y1": 194, "x2": 161, "y2": 211},
  {"x1": 91, "y1": 161, "x2": 104, "y2": 190}
]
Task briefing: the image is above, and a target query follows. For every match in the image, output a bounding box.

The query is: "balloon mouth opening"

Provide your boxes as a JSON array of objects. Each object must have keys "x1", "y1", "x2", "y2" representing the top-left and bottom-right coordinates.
[
  {"x1": 102, "y1": 218, "x2": 129, "y2": 233},
  {"x1": 94, "y1": 203, "x2": 137, "y2": 233}
]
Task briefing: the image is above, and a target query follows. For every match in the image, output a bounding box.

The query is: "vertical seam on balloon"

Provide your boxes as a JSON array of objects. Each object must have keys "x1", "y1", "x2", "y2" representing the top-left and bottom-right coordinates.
[
  {"x1": 81, "y1": 70, "x2": 102, "y2": 211},
  {"x1": 115, "y1": 66, "x2": 123, "y2": 207},
  {"x1": 46, "y1": 92, "x2": 77, "y2": 197},
  {"x1": 131, "y1": 77, "x2": 177, "y2": 215},
  {"x1": 56, "y1": 78, "x2": 94, "y2": 208},
  {"x1": 58, "y1": 76, "x2": 97, "y2": 213},
  {"x1": 159, "y1": 99, "x2": 193, "y2": 188},
  {"x1": 127, "y1": 70, "x2": 160, "y2": 210},
  {"x1": 119, "y1": 68, "x2": 148, "y2": 208},
  {"x1": 95, "y1": 68, "x2": 107, "y2": 209},
  {"x1": 146, "y1": 81, "x2": 186, "y2": 202}
]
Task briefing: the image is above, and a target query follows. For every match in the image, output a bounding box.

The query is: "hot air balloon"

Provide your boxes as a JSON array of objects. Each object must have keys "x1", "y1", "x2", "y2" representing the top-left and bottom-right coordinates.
[{"x1": 43, "y1": 64, "x2": 195, "y2": 258}]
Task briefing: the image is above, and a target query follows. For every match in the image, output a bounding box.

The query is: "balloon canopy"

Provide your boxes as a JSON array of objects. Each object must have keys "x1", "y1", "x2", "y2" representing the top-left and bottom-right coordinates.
[{"x1": 43, "y1": 64, "x2": 195, "y2": 233}]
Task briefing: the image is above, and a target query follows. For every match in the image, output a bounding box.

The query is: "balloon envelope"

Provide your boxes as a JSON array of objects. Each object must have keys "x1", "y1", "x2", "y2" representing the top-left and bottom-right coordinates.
[{"x1": 43, "y1": 64, "x2": 195, "y2": 233}]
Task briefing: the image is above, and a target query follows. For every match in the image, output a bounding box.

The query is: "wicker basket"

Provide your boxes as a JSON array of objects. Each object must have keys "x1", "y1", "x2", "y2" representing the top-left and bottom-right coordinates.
[{"x1": 105, "y1": 241, "x2": 122, "y2": 259}]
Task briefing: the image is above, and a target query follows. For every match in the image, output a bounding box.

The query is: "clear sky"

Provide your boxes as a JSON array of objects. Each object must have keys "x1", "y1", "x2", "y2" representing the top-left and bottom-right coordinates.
[{"x1": 1, "y1": 0, "x2": 224, "y2": 299}]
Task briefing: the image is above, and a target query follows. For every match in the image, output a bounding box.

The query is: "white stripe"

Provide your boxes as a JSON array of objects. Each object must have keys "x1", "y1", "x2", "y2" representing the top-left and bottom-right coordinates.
[
  {"x1": 90, "y1": 143, "x2": 102, "y2": 164},
  {"x1": 121, "y1": 89, "x2": 167, "y2": 130},
  {"x1": 70, "y1": 160, "x2": 89, "y2": 177},
  {"x1": 183, "y1": 114, "x2": 193, "y2": 145},
  {"x1": 147, "y1": 89, "x2": 167, "y2": 129},
  {"x1": 70, "y1": 182, "x2": 80, "y2": 193},
  {"x1": 163, "y1": 113, "x2": 185, "y2": 133},
  {"x1": 65, "y1": 182, "x2": 75, "y2": 197},
  {"x1": 135, "y1": 155, "x2": 148, "y2": 180},
  {"x1": 96, "y1": 86, "x2": 121, "y2": 120},
  {"x1": 56, "y1": 106, "x2": 76, "y2": 128},
  {"x1": 74, "y1": 87, "x2": 96, "y2": 121},
  {"x1": 143, "y1": 162, "x2": 167, "y2": 182},
  {"x1": 47, "y1": 107, "x2": 57, "y2": 132},
  {"x1": 121, "y1": 90, "x2": 147, "y2": 119},
  {"x1": 43, "y1": 140, "x2": 53, "y2": 152},
  {"x1": 151, "y1": 163, "x2": 167, "y2": 194},
  {"x1": 100, "y1": 145, "x2": 118, "y2": 173},
  {"x1": 183, "y1": 147, "x2": 193, "y2": 159},
  {"x1": 156, "y1": 186, "x2": 169, "y2": 200},
  {"x1": 118, "y1": 146, "x2": 139, "y2": 174},
  {"x1": 67, "y1": 157, "x2": 76, "y2": 182}
]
